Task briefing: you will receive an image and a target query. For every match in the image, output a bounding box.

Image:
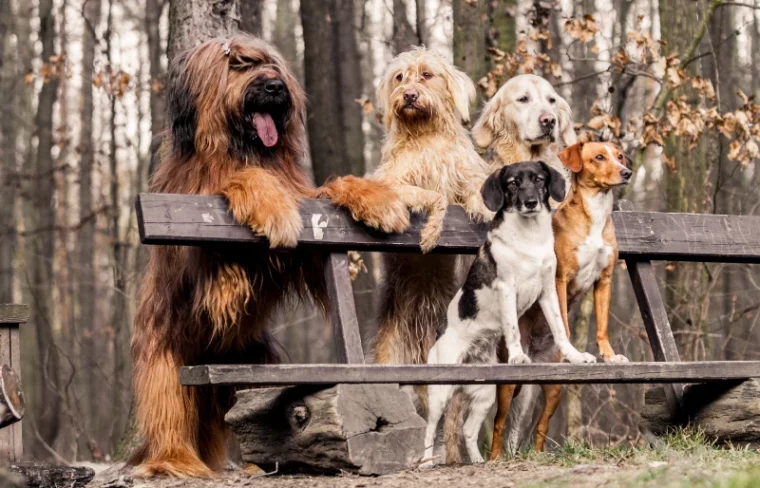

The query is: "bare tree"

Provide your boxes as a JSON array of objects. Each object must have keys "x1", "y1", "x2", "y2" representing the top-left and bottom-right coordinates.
[
  {"x1": 167, "y1": 0, "x2": 240, "y2": 62},
  {"x1": 240, "y1": 0, "x2": 264, "y2": 37},
  {"x1": 30, "y1": 0, "x2": 62, "y2": 449},
  {"x1": 300, "y1": 0, "x2": 365, "y2": 184}
]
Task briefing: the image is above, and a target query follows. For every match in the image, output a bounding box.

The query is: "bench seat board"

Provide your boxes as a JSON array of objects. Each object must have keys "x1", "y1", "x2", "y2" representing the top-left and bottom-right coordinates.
[
  {"x1": 180, "y1": 361, "x2": 760, "y2": 386},
  {"x1": 138, "y1": 194, "x2": 760, "y2": 262}
]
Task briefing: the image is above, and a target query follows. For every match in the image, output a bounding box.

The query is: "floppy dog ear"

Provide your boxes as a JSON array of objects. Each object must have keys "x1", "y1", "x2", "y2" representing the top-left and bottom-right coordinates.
[
  {"x1": 375, "y1": 69, "x2": 395, "y2": 129},
  {"x1": 555, "y1": 94, "x2": 577, "y2": 147},
  {"x1": 167, "y1": 49, "x2": 198, "y2": 161},
  {"x1": 539, "y1": 161, "x2": 567, "y2": 203},
  {"x1": 481, "y1": 166, "x2": 507, "y2": 212},
  {"x1": 472, "y1": 95, "x2": 508, "y2": 149},
  {"x1": 447, "y1": 66, "x2": 476, "y2": 124},
  {"x1": 559, "y1": 142, "x2": 584, "y2": 173}
]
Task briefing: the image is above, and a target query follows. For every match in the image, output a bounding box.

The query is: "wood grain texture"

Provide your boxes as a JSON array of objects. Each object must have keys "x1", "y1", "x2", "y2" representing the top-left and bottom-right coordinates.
[
  {"x1": 0, "y1": 306, "x2": 28, "y2": 325},
  {"x1": 619, "y1": 200, "x2": 685, "y2": 415},
  {"x1": 179, "y1": 362, "x2": 760, "y2": 386},
  {"x1": 227, "y1": 384, "x2": 424, "y2": 474},
  {"x1": 325, "y1": 254, "x2": 364, "y2": 364},
  {"x1": 138, "y1": 194, "x2": 760, "y2": 261}
]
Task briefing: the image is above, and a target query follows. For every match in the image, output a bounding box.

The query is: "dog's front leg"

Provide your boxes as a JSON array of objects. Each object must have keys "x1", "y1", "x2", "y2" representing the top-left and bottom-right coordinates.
[
  {"x1": 594, "y1": 269, "x2": 629, "y2": 363},
  {"x1": 394, "y1": 185, "x2": 447, "y2": 253},
  {"x1": 221, "y1": 167, "x2": 303, "y2": 248},
  {"x1": 496, "y1": 281, "x2": 529, "y2": 364},
  {"x1": 314, "y1": 175, "x2": 410, "y2": 233},
  {"x1": 538, "y1": 285, "x2": 596, "y2": 364}
]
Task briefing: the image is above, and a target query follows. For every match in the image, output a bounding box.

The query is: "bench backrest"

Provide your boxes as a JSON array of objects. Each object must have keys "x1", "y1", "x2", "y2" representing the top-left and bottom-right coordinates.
[{"x1": 137, "y1": 193, "x2": 760, "y2": 263}]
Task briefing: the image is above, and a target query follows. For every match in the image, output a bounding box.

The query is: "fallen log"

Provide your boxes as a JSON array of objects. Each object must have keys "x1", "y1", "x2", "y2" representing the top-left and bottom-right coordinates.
[
  {"x1": 226, "y1": 384, "x2": 425, "y2": 475},
  {"x1": 642, "y1": 379, "x2": 760, "y2": 444},
  {"x1": 9, "y1": 464, "x2": 95, "y2": 488},
  {"x1": 0, "y1": 365, "x2": 24, "y2": 429}
]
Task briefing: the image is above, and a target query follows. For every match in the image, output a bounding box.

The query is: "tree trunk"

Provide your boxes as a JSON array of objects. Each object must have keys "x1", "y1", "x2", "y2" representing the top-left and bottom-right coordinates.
[
  {"x1": 240, "y1": 0, "x2": 263, "y2": 37},
  {"x1": 31, "y1": 0, "x2": 61, "y2": 449},
  {"x1": 659, "y1": 0, "x2": 711, "y2": 357},
  {"x1": 167, "y1": 0, "x2": 240, "y2": 62},
  {"x1": 392, "y1": 0, "x2": 417, "y2": 54},
  {"x1": 145, "y1": 0, "x2": 166, "y2": 179},
  {"x1": 453, "y1": 0, "x2": 486, "y2": 103},
  {"x1": 78, "y1": 0, "x2": 101, "y2": 440},
  {"x1": 0, "y1": 0, "x2": 17, "y2": 304},
  {"x1": 415, "y1": 0, "x2": 427, "y2": 47},
  {"x1": 104, "y1": 0, "x2": 130, "y2": 452},
  {"x1": 273, "y1": 0, "x2": 301, "y2": 82},
  {"x1": 301, "y1": 0, "x2": 365, "y2": 184}
]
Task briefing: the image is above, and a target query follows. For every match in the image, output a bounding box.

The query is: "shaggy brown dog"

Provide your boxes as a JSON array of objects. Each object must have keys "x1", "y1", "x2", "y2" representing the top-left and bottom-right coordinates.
[
  {"x1": 370, "y1": 48, "x2": 491, "y2": 422},
  {"x1": 129, "y1": 34, "x2": 410, "y2": 478}
]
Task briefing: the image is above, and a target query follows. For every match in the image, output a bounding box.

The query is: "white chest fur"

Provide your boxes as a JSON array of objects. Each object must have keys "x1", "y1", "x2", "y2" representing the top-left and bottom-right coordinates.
[
  {"x1": 489, "y1": 212, "x2": 556, "y2": 316},
  {"x1": 571, "y1": 191, "x2": 614, "y2": 295}
]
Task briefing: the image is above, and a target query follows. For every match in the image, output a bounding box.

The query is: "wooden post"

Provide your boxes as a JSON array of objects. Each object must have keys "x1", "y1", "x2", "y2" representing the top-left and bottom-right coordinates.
[
  {"x1": 325, "y1": 253, "x2": 365, "y2": 364},
  {"x1": 0, "y1": 304, "x2": 27, "y2": 462},
  {"x1": 616, "y1": 202, "x2": 684, "y2": 417}
]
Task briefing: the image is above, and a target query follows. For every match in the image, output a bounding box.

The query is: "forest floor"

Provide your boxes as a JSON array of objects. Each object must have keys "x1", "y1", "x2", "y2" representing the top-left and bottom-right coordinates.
[{"x1": 89, "y1": 430, "x2": 760, "y2": 488}]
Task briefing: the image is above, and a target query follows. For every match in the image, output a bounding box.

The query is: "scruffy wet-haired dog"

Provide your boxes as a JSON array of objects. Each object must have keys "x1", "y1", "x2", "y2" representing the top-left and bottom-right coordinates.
[
  {"x1": 371, "y1": 47, "x2": 491, "y2": 375},
  {"x1": 129, "y1": 34, "x2": 410, "y2": 478},
  {"x1": 422, "y1": 162, "x2": 595, "y2": 467}
]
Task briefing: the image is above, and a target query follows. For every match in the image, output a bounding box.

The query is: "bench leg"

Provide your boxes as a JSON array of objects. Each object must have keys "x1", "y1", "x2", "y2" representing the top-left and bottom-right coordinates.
[
  {"x1": 325, "y1": 253, "x2": 365, "y2": 364},
  {"x1": 617, "y1": 201, "x2": 683, "y2": 417},
  {"x1": 0, "y1": 322, "x2": 22, "y2": 462}
]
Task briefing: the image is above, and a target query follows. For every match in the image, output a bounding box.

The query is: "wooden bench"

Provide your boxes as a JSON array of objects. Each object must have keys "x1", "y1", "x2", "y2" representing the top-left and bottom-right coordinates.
[
  {"x1": 0, "y1": 304, "x2": 27, "y2": 462},
  {"x1": 137, "y1": 193, "x2": 760, "y2": 469}
]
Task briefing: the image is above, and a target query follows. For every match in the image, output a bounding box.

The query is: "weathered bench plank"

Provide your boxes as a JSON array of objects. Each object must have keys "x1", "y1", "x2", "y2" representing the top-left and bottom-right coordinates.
[
  {"x1": 180, "y1": 362, "x2": 760, "y2": 386},
  {"x1": 137, "y1": 194, "x2": 760, "y2": 262}
]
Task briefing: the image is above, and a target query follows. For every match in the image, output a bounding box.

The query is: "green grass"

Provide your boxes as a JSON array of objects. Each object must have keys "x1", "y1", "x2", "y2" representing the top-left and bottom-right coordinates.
[{"x1": 492, "y1": 427, "x2": 760, "y2": 488}]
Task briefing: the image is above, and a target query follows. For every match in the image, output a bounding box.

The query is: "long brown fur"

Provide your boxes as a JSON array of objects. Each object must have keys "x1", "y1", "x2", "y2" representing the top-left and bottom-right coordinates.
[{"x1": 130, "y1": 34, "x2": 410, "y2": 478}]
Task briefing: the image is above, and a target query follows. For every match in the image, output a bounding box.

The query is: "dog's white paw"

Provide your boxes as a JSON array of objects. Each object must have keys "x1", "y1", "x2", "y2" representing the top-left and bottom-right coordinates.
[
  {"x1": 418, "y1": 460, "x2": 436, "y2": 470},
  {"x1": 604, "y1": 354, "x2": 629, "y2": 364},
  {"x1": 563, "y1": 349, "x2": 597, "y2": 364},
  {"x1": 508, "y1": 353, "x2": 531, "y2": 365},
  {"x1": 470, "y1": 453, "x2": 485, "y2": 464}
]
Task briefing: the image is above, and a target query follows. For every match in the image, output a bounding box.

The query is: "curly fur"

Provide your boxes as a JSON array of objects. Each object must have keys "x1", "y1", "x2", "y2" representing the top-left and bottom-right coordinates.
[{"x1": 130, "y1": 34, "x2": 410, "y2": 478}]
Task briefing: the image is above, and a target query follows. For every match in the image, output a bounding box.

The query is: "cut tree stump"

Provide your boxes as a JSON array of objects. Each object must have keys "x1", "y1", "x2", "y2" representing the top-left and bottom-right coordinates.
[
  {"x1": 9, "y1": 464, "x2": 95, "y2": 488},
  {"x1": 0, "y1": 365, "x2": 25, "y2": 429},
  {"x1": 226, "y1": 384, "x2": 426, "y2": 475},
  {"x1": 642, "y1": 379, "x2": 760, "y2": 444}
]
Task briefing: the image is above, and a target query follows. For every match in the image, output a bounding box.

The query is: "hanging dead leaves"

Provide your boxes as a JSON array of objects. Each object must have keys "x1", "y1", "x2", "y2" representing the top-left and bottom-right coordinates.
[
  {"x1": 25, "y1": 55, "x2": 69, "y2": 85},
  {"x1": 93, "y1": 69, "x2": 132, "y2": 98}
]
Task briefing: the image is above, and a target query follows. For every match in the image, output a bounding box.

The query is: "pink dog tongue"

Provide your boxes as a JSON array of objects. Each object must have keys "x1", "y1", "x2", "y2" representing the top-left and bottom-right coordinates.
[{"x1": 253, "y1": 112, "x2": 278, "y2": 147}]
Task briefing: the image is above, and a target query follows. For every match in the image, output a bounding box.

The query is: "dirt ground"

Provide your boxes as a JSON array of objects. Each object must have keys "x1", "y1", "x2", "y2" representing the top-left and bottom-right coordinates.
[{"x1": 87, "y1": 432, "x2": 760, "y2": 488}]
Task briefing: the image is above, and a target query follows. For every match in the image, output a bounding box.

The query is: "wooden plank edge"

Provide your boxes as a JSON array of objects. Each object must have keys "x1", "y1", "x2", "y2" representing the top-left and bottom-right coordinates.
[
  {"x1": 0, "y1": 306, "x2": 29, "y2": 325},
  {"x1": 179, "y1": 362, "x2": 760, "y2": 386}
]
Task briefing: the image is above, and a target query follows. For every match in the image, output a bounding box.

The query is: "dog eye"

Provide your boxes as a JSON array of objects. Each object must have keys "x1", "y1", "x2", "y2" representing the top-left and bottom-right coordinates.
[
  {"x1": 517, "y1": 96, "x2": 529, "y2": 103},
  {"x1": 395, "y1": 73, "x2": 403, "y2": 82},
  {"x1": 230, "y1": 54, "x2": 261, "y2": 69},
  {"x1": 549, "y1": 97, "x2": 556, "y2": 104},
  {"x1": 595, "y1": 154, "x2": 605, "y2": 161},
  {"x1": 422, "y1": 72, "x2": 433, "y2": 80}
]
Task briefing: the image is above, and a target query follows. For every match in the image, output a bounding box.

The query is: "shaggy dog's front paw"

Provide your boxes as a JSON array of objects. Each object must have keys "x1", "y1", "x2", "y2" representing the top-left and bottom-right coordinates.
[
  {"x1": 464, "y1": 193, "x2": 495, "y2": 223},
  {"x1": 252, "y1": 201, "x2": 303, "y2": 248},
  {"x1": 419, "y1": 220, "x2": 443, "y2": 254},
  {"x1": 508, "y1": 353, "x2": 531, "y2": 365}
]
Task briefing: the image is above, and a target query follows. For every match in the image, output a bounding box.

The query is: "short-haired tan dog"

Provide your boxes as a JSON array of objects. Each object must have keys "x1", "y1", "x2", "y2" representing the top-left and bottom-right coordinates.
[
  {"x1": 489, "y1": 141, "x2": 632, "y2": 460},
  {"x1": 371, "y1": 47, "x2": 491, "y2": 406}
]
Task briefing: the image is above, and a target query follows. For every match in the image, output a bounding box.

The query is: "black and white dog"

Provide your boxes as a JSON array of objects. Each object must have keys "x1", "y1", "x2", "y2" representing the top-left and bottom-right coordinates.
[{"x1": 421, "y1": 161, "x2": 596, "y2": 466}]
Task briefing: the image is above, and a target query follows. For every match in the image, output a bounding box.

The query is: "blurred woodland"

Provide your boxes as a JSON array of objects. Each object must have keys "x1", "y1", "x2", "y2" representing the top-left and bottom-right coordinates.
[{"x1": 1, "y1": 0, "x2": 760, "y2": 463}]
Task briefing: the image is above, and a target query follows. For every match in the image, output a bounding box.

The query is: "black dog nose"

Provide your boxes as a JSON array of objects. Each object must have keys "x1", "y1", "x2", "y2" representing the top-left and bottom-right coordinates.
[
  {"x1": 403, "y1": 89, "x2": 419, "y2": 103},
  {"x1": 265, "y1": 79, "x2": 285, "y2": 93},
  {"x1": 539, "y1": 113, "x2": 556, "y2": 130},
  {"x1": 524, "y1": 199, "x2": 538, "y2": 210},
  {"x1": 621, "y1": 168, "x2": 633, "y2": 180}
]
